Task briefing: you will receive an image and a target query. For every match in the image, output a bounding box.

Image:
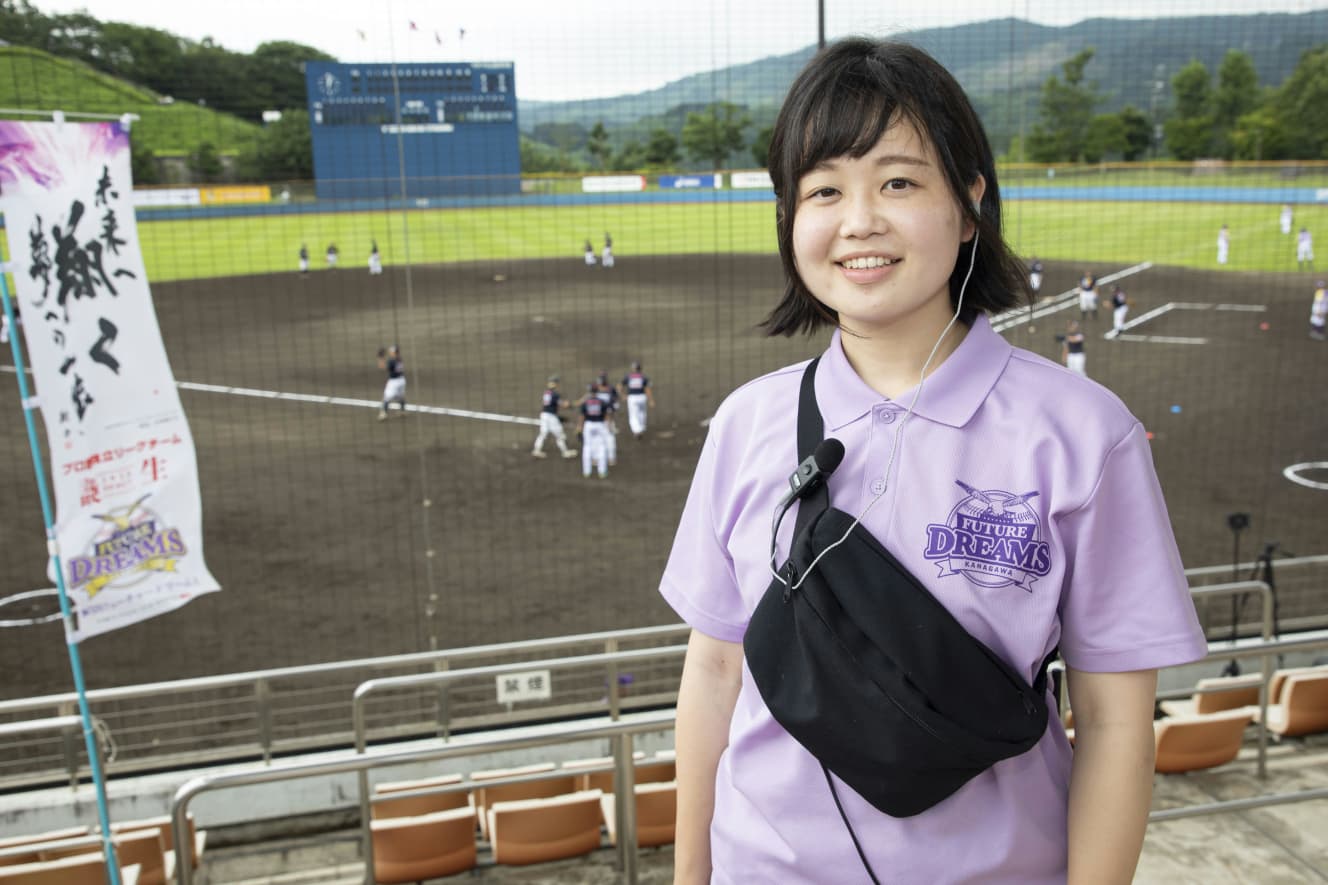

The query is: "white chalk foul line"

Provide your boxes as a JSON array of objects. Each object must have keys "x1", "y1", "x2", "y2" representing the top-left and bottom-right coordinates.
[
  {"x1": 1105, "y1": 299, "x2": 1268, "y2": 341},
  {"x1": 992, "y1": 262, "x2": 1154, "y2": 333},
  {"x1": 1283, "y1": 462, "x2": 1328, "y2": 491},
  {"x1": 175, "y1": 381, "x2": 539, "y2": 426}
]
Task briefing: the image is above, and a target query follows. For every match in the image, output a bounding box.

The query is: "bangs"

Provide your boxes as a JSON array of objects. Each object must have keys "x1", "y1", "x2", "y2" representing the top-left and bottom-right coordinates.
[{"x1": 789, "y1": 70, "x2": 925, "y2": 183}]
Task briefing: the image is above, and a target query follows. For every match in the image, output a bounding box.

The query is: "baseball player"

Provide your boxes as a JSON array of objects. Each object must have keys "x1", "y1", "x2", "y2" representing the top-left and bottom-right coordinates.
[
  {"x1": 1217, "y1": 225, "x2": 1230, "y2": 265},
  {"x1": 326, "y1": 243, "x2": 340, "y2": 270},
  {"x1": 1281, "y1": 204, "x2": 1293, "y2": 235},
  {"x1": 1028, "y1": 257, "x2": 1043, "y2": 298},
  {"x1": 619, "y1": 360, "x2": 655, "y2": 439},
  {"x1": 299, "y1": 244, "x2": 309, "y2": 275},
  {"x1": 1060, "y1": 321, "x2": 1087, "y2": 376},
  {"x1": 1311, "y1": 281, "x2": 1327, "y2": 341},
  {"x1": 1297, "y1": 227, "x2": 1314, "y2": 271},
  {"x1": 594, "y1": 371, "x2": 620, "y2": 466},
  {"x1": 1109, "y1": 285, "x2": 1131, "y2": 337},
  {"x1": 531, "y1": 375, "x2": 578, "y2": 458},
  {"x1": 584, "y1": 240, "x2": 597, "y2": 266},
  {"x1": 579, "y1": 384, "x2": 610, "y2": 478},
  {"x1": 0, "y1": 300, "x2": 16, "y2": 346},
  {"x1": 368, "y1": 240, "x2": 383, "y2": 275},
  {"x1": 1076, "y1": 271, "x2": 1098, "y2": 320},
  {"x1": 376, "y1": 345, "x2": 406, "y2": 420},
  {"x1": 602, "y1": 232, "x2": 615, "y2": 268}
]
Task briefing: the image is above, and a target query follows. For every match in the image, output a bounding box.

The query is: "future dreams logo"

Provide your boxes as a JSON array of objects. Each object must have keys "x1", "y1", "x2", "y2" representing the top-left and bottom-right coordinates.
[
  {"x1": 67, "y1": 496, "x2": 185, "y2": 598},
  {"x1": 923, "y1": 480, "x2": 1052, "y2": 592}
]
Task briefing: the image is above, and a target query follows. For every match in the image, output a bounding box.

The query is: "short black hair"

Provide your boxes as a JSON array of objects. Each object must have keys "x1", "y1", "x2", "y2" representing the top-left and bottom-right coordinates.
[{"x1": 762, "y1": 38, "x2": 1027, "y2": 336}]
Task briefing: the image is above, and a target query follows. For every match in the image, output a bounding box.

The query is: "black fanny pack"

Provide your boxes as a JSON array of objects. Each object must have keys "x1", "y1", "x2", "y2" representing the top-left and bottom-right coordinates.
[{"x1": 743, "y1": 357, "x2": 1052, "y2": 822}]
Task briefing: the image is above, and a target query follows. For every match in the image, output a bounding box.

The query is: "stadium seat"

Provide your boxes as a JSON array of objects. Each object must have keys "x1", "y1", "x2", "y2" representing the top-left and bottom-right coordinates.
[
  {"x1": 372, "y1": 773, "x2": 469, "y2": 819},
  {"x1": 600, "y1": 781, "x2": 677, "y2": 847},
  {"x1": 39, "y1": 829, "x2": 170, "y2": 885},
  {"x1": 1159, "y1": 674, "x2": 1262, "y2": 717},
  {"x1": 111, "y1": 813, "x2": 206, "y2": 872},
  {"x1": 1153, "y1": 708, "x2": 1254, "y2": 773},
  {"x1": 469, "y1": 763, "x2": 574, "y2": 840},
  {"x1": 561, "y1": 751, "x2": 673, "y2": 794},
  {"x1": 487, "y1": 789, "x2": 604, "y2": 866},
  {"x1": 0, "y1": 852, "x2": 139, "y2": 884},
  {"x1": 369, "y1": 806, "x2": 478, "y2": 884},
  {"x1": 1260, "y1": 671, "x2": 1328, "y2": 737}
]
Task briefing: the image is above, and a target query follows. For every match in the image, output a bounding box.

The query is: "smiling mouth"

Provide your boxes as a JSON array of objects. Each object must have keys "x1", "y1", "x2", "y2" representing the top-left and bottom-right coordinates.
[{"x1": 839, "y1": 256, "x2": 901, "y2": 270}]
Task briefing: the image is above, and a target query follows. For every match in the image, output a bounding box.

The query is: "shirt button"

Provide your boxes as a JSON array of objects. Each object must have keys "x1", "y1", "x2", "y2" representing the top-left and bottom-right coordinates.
[
  {"x1": 870, "y1": 478, "x2": 887, "y2": 495},
  {"x1": 878, "y1": 410, "x2": 897, "y2": 425}
]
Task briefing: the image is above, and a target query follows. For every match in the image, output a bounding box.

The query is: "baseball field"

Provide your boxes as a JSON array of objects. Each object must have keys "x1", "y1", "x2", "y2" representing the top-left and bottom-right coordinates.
[{"x1": 1, "y1": 198, "x2": 1327, "y2": 698}]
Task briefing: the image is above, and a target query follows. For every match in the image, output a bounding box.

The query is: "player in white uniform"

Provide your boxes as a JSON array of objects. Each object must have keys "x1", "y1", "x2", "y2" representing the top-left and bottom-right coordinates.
[
  {"x1": 1311, "y1": 282, "x2": 1327, "y2": 341},
  {"x1": 326, "y1": 243, "x2": 340, "y2": 270},
  {"x1": 1281, "y1": 204, "x2": 1293, "y2": 235},
  {"x1": 1060, "y1": 320, "x2": 1087, "y2": 376},
  {"x1": 584, "y1": 240, "x2": 597, "y2": 266},
  {"x1": 1217, "y1": 225, "x2": 1230, "y2": 265},
  {"x1": 531, "y1": 375, "x2": 578, "y2": 458},
  {"x1": 1076, "y1": 271, "x2": 1098, "y2": 320},
  {"x1": 1028, "y1": 257, "x2": 1043, "y2": 297},
  {"x1": 298, "y1": 244, "x2": 310, "y2": 275},
  {"x1": 0, "y1": 299, "x2": 16, "y2": 346},
  {"x1": 1297, "y1": 228, "x2": 1314, "y2": 271},
  {"x1": 602, "y1": 232, "x2": 615, "y2": 268},
  {"x1": 619, "y1": 360, "x2": 655, "y2": 439},
  {"x1": 1109, "y1": 285, "x2": 1130, "y2": 337},
  {"x1": 376, "y1": 345, "x2": 406, "y2": 420},
  {"x1": 578, "y1": 385, "x2": 610, "y2": 478},
  {"x1": 368, "y1": 240, "x2": 383, "y2": 275}
]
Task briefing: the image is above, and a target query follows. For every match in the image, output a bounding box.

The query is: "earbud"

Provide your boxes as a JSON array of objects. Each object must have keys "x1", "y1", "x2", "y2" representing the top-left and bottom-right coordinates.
[{"x1": 972, "y1": 200, "x2": 981, "y2": 219}]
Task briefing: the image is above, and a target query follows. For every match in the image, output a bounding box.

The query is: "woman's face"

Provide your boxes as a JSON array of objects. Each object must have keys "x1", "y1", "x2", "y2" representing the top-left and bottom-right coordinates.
[{"x1": 790, "y1": 117, "x2": 981, "y2": 342}]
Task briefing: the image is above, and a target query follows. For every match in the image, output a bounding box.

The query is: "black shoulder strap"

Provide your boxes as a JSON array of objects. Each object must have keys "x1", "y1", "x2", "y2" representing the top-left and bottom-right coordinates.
[{"x1": 794, "y1": 357, "x2": 827, "y2": 542}]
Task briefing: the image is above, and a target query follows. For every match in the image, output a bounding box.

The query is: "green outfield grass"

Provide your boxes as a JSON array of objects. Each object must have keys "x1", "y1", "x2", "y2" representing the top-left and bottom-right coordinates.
[{"x1": 118, "y1": 198, "x2": 1328, "y2": 284}]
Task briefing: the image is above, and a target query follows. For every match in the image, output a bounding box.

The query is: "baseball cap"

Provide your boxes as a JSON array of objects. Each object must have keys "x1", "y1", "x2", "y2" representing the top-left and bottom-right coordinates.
[{"x1": 547, "y1": 374, "x2": 560, "y2": 384}]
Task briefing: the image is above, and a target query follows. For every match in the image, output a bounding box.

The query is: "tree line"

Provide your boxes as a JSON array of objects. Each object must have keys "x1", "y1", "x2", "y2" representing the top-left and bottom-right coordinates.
[{"x1": 1027, "y1": 45, "x2": 1327, "y2": 163}]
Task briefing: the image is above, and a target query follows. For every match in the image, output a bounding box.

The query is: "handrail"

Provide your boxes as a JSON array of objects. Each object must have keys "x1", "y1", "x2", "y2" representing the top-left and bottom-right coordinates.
[
  {"x1": 0, "y1": 715, "x2": 82, "y2": 739},
  {"x1": 350, "y1": 644, "x2": 688, "y2": 880},
  {"x1": 171, "y1": 710, "x2": 678, "y2": 885}
]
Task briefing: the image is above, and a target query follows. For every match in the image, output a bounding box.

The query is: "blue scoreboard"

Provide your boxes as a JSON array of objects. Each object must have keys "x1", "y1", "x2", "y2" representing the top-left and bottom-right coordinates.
[{"x1": 304, "y1": 61, "x2": 520, "y2": 200}]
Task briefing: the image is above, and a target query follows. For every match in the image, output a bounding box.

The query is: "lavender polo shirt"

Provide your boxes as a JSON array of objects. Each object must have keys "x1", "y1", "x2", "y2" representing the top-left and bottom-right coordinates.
[{"x1": 660, "y1": 314, "x2": 1207, "y2": 884}]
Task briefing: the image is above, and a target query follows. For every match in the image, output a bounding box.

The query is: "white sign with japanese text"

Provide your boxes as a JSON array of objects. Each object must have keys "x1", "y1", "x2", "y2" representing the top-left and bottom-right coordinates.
[
  {"x1": 495, "y1": 670, "x2": 553, "y2": 704},
  {"x1": 0, "y1": 121, "x2": 220, "y2": 641}
]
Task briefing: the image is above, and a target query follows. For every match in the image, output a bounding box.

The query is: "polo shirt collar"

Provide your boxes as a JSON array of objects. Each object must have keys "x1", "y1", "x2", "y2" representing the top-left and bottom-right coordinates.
[{"x1": 815, "y1": 313, "x2": 1011, "y2": 431}]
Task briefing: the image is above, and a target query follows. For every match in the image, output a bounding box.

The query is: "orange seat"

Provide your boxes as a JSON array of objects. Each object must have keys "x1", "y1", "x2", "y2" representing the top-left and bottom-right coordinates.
[
  {"x1": 1262, "y1": 672, "x2": 1328, "y2": 737},
  {"x1": 0, "y1": 852, "x2": 138, "y2": 884},
  {"x1": 563, "y1": 753, "x2": 674, "y2": 794},
  {"x1": 487, "y1": 789, "x2": 604, "y2": 866},
  {"x1": 370, "y1": 806, "x2": 477, "y2": 884},
  {"x1": 40, "y1": 829, "x2": 169, "y2": 885},
  {"x1": 1154, "y1": 708, "x2": 1253, "y2": 773},
  {"x1": 601, "y1": 781, "x2": 677, "y2": 847},
  {"x1": 112, "y1": 813, "x2": 206, "y2": 872},
  {"x1": 372, "y1": 773, "x2": 469, "y2": 819},
  {"x1": 469, "y1": 763, "x2": 575, "y2": 840}
]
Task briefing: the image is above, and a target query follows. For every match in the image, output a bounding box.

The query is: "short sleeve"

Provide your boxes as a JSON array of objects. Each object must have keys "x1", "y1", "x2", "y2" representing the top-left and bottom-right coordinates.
[
  {"x1": 1056, "y1": 423, "x2": 1208, "y2": 672},
  {"x1": 658, "y1": 430, "x2": 747, "y2": 642}
]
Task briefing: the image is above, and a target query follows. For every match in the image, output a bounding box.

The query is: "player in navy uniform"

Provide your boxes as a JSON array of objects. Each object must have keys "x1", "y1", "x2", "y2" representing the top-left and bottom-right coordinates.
[
  {"x1": 595, "y1": 371, "x2": 620, "y2": 465},
  {"x1": 326, "y1": 243, "x2": 340, "y2": 270},
  {"x1": 579, "y1": 384, "x2": 610, "y2": 478},
  {"x1": 1028, "y1": 257, "x2": 1043, "y2": 298},
  {"x1": 0, "y1": 299, "x2": 17, "y2": 346},
  {"x1": 1109, "y1": 285, "x2": 1131, "y2": 337},
  {"x1": 377, "y1": 345, "x2": 406, "y2": 420},
  {"x1": 531, "y1": 375, "x2": 578, "y2": 458},
  {"x1": 602, "y1": 232, "x2": 615, "y2": 268},
  {"x1": 1060, "y1": 320, "x2": 1087, "y2": 376},
  {"x1": 368, "y1": 240, "x2": 383, "y2": 275},
  {"x1": 619, "y1": 360, "x2": 655, "y2": 439},
  {"x1": 299, "y1": 244, "x2": 310, "y2": 275}
]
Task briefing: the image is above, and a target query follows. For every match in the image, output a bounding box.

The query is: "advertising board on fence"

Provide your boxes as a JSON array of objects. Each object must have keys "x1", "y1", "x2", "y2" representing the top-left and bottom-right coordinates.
[
  {"x1": 0, "y1": 121, "x2": 220, "y2": 641},
  {"x1": 658, "y1": 174, "x2": 722, "y2": 189},
  {"x1": 729, "y1": 171, "x2": 774, "y2": 189},
  {"x1": 581, "y1": 175, "x2": 646, "y2": 193}
]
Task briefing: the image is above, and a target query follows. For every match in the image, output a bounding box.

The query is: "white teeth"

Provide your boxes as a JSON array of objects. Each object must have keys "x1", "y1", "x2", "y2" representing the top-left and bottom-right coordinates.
[{"x1": 841, "y1": 256, "x2": 897, "y2": 270}]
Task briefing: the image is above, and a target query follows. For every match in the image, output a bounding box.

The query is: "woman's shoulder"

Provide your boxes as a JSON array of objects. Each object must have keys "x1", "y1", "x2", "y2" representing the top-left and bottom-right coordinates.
[
  {"x1": 1004, "y1": 344, "x2": 1138, "y2": 438},
  {"x1": 707, "y1": 359, "x2": 812, "y2": 444}
]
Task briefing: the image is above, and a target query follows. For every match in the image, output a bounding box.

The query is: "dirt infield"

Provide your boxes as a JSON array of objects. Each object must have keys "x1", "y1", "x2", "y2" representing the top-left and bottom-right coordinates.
[{"x1": 2, "y1": 255, "x2": 1325, "y2": 696}]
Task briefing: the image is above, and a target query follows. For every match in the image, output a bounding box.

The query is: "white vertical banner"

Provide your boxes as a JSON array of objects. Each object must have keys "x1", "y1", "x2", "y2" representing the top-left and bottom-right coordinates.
[{"x1": 0, "y1": 120, "x2": 219, "y2": 641}]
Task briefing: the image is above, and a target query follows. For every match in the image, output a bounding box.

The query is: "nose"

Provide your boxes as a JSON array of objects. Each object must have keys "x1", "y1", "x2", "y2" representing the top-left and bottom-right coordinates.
[{"x1": 838, "y1": 193, "x2": 887, "y2": 239}]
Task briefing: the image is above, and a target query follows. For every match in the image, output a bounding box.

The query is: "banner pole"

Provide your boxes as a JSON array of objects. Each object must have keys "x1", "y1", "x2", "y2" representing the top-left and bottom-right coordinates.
[{"x1": 1, "y1": 271, "x2": 122, "y2": 883}]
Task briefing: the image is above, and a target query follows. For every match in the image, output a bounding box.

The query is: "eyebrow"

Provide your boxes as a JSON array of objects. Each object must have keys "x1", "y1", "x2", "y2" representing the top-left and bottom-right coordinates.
[{"x1": 810, "y1": 153, "x2": 932, "y2": 172}]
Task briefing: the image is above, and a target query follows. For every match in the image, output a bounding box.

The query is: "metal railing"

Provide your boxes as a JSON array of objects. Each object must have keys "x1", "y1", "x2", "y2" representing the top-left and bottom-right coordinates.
[{"x1": 171, "y1": 710, "x2": 679, "y2": 885}]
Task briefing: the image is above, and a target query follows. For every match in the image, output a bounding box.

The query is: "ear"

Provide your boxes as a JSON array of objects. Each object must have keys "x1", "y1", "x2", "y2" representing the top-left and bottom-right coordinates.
[{"x1": 963, "y1": 174, "x2": 987, "y2": 242}]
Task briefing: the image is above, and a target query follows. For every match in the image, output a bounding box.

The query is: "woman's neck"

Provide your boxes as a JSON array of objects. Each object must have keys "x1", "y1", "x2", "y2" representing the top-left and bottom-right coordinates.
[{"x1": 839, "y1": 315, "x2": 970, "y2": 400}]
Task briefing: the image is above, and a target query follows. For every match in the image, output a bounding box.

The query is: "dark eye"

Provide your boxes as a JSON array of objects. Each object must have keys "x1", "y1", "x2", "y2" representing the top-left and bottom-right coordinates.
[
  {"x1": 884, "y1": 178, "x2": 913, "y2": 191},
  {"x1": 810, "y1": 186, "x2": 838, "y2": 199}
]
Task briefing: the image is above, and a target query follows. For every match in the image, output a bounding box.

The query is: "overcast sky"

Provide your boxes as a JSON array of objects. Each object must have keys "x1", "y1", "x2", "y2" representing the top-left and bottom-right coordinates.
[{"x1": 33, "y1": 0, "x2": 1327, "y2": 101}]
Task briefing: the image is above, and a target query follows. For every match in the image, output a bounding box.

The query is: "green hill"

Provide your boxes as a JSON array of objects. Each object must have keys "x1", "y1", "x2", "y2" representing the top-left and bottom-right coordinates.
[{"x1": 0, "y1": 45, "x2": 260, "y2": 155}]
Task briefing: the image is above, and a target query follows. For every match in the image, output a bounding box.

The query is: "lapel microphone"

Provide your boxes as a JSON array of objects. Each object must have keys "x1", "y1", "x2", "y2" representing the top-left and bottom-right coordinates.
[{"x1": 779, "y1": 438, "x2": 845, "y2": 510}]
